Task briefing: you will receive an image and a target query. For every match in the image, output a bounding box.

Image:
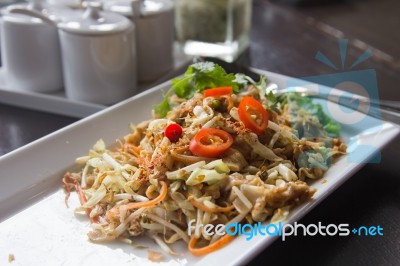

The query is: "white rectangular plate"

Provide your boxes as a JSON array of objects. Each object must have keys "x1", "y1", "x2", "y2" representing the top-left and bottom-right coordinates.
[{"x1": 0, "y1": 70, "x2": 399, "y2": 266}]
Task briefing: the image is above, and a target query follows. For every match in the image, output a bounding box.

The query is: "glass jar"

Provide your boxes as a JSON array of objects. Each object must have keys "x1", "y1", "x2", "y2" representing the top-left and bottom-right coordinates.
[{"x1": 175, "y1": 0, "x2": 252, "y2": 62}]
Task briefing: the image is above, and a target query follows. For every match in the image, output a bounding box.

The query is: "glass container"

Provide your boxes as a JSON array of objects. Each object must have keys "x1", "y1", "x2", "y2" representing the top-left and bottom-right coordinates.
[{"x1": 175, "y1": 0, "x2": 252, "y2": 62}]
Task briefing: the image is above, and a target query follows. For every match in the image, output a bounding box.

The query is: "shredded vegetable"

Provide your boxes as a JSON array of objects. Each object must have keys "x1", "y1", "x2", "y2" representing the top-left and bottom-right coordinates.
[{"x1": 63, "y1": 62, "x2": 346, "y2": 258}]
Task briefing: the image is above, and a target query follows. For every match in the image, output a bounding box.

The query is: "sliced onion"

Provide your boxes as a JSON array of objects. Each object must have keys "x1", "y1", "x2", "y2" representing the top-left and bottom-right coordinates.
[
  {"x1": 166, "y1": 160, "x2": 206, "y2": 179},
  {"x1": 114, "y1": 193, "x2": 149, "y2": 202},
  {"x1": 146, "y1": 213, "x2": 190, "y2": 243},
  {"x1": 81, "y1": 164, "x2": 89, "y2": 188},
  {"x1": 164, "y1": 233, "x2": 181, "y2": 244},
  {"x1": 148, "y1": 232, "x2": 179, "y2": 256},
  {"x1": 232, "y1": 186, "x2": 253, "y2": 210},
  {"x1": 140, "y1": 221, "x2": 164, "y2": 231},
  {"x1": 102, "y1": 153, "x2": 122, "y2": 172},
  {"x1": 171, "y1": 152, "x2": 214, "y2": 164},
  {"x1": 114, "y1": 207, "x2": 145, "y2": 237}
]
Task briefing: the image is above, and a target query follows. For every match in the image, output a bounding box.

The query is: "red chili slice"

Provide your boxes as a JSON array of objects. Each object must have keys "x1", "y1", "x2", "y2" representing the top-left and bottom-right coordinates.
[
  {"x1": 238, "y1": 96, "x2": 269, "y2": 135},
  {"x1": 203, "y1": 87, "x2": 233, "y2": 98},
  {"x1": 189, "y1": 128, "x2": 233, "y2": 158}
]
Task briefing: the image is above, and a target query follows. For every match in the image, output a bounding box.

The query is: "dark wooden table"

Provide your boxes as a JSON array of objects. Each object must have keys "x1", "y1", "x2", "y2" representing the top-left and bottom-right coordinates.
[{"x1": 1, "y1": 0, "x2": 399, "y2": 265}]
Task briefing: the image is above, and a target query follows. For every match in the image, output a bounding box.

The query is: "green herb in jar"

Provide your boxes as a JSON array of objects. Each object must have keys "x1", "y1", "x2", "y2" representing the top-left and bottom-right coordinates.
[{"x1": 175, "y1": 0, "x2": 251, "y2": 43}]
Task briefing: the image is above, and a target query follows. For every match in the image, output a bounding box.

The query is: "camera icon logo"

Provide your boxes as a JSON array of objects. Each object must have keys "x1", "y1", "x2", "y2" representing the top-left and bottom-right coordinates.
[{"x1": 285, "y1": 39, "x2": 382, "y2": 165}]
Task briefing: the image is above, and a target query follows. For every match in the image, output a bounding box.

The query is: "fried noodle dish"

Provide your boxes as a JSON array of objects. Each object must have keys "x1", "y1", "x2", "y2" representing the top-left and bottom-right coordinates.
[{"x1": 63, "y1": 62, "x2": 347, "y2": 257}]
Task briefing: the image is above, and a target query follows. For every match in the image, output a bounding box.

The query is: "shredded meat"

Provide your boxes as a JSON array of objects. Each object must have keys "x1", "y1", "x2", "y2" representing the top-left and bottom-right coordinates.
[
  {"x1": 128, "y1": 217, "x2": 144, "y2": 236},
  {"x1": 222, "y1": 148, "x2": 248, "y2": 172},
  {"x1": 264, "y1": 181, "x2": 316, "y2": 209}
]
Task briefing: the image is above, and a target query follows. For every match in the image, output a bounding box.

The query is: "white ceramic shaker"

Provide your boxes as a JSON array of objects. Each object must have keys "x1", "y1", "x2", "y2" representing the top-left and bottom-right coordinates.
[
  {"x1": 103, "y1": 0, "x2": 174, "y2": 83},
  {"x1": 0, "y1": 0, "x2": 64, "y2": 92},
  {"x1": 57, "y1": 1, "x2": 137, "y2": 105}
]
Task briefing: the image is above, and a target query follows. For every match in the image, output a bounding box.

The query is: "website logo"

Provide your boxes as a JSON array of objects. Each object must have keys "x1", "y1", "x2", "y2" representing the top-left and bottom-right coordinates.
[
  {"x1": 286, "y1": 39, "x2": 382, "y2": 165},
  {"x1": 188, "y1": 219, "x2": 384, "y2": 241}
]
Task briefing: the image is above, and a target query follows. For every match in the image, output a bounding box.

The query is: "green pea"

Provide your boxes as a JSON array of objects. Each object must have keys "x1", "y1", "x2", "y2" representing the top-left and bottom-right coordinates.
[{"x1": 211, "y1": 99, "x2": 221, "y2": 109}]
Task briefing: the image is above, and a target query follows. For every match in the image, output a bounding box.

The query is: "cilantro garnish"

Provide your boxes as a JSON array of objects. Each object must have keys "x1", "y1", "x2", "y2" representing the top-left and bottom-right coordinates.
[
  {"x1": 172, "y1": 62, "x2": 241, "y2": 98},
  {"x1": 152, "y1": 90, "x2": 172, "y2": 118},
  {"x1": 153, "y1": 62, "x2": 245, "y2": 118}
]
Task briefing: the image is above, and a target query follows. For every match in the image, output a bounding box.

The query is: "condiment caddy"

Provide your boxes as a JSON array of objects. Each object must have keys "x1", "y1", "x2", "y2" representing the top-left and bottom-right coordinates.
[{"x1": 0, "y1": 0, "x2": 176, "y2": 105}]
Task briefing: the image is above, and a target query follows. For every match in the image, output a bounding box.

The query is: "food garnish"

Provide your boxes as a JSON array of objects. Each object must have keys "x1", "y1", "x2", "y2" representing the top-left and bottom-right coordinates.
[
  {"x1": 238, "y1": 96, "x2": 269, "y2": 135},
  {"x1": 153, "y1": 62, "x2": 246, "y2": 118},
  {"x1": 203, "y1": 86, "x2": 233, "y2": 97},
  {"x1": 189, "y1": 128, "x2": 233, "y2": 158},
  {"x1": 164, "y1": 123, "x2": 183, "y2": 143}
]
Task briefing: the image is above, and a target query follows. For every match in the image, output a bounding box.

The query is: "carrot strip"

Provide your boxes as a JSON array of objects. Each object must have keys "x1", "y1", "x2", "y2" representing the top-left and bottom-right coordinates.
[
  {"x1": 189, "y1": 234, "x2": 235, "y2": 256},
  {"x1": 125, "y1": 181, "x2": 168, "y2": 210},
  {"x1": 74, "y1": 182, "x2": 88, "y2": 206},
  {"x1": 188, "y1": 196, "x2": 234, "y2": 213},
  {"x1": 74, "y1": 182, "x2": 98, "y2": 223}
]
